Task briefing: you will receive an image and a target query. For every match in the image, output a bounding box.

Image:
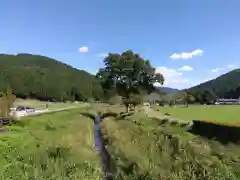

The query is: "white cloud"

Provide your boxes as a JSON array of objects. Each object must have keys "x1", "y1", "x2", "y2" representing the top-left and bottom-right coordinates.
[
  {"x1": 155, "y1": 67, "x2": 182, "y2": 77},
  {"x1": 154, "y1": 66, "x2": 190, "y2": 89},
  {"x1": 211, "y1": 67, "x2": 225, "y2": 73},
  {"x1": 178, "y1": 66, "x2": 193, "y2": 71},
  {"x1": 169, "y1": 49, "x2": 203, "y2": 60},
  {"x1": 211, "y1": 68, "x2": 220, "y2": 73},
  {"x1": 78, "y1": 46, "x2": 88, "y2": 53},
  {"x1": 227, "y1": 64, "x2": 235, "y2": 69},
  {"x1": 153, "y1": 82, "x2": 162, "y2": 87},
  {"x1": 96, "y1": 53, "x2": 108, "y2": 57}
]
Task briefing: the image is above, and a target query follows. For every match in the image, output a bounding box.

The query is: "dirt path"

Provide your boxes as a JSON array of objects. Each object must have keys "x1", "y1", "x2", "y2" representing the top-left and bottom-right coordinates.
[{"x1": 14, "y1": 103, "x2": 90, "y2": 118}]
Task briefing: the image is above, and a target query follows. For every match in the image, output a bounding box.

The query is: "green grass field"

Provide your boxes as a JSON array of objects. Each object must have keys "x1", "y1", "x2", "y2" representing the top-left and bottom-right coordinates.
[
  {"x1": 99, "y1": 104, "x2": 240, "y2": 179},
  {"x1": 158, "y1": 105, "x2": 240, "y2": 123},
  {"x1": 0, "y1": 107, "x2": 102, "y2": 180},
  {"x1": 0, "y1": 104, "x2": 239, "y2": 179}
]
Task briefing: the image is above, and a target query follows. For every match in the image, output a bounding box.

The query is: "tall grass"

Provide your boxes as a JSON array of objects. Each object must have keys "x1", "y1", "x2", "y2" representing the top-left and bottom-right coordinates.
[
  {"x1": 101, "y1": 109, "x2": 240, "y2": 179},
  {"x1": 0, "y1": 108, "x2": 102, "y2": 180}
]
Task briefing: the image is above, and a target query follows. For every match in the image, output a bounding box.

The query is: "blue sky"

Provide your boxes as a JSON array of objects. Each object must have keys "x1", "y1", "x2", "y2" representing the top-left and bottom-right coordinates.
[{"x1": 1, "y1": 0, "x2": 240, "y2": 89}]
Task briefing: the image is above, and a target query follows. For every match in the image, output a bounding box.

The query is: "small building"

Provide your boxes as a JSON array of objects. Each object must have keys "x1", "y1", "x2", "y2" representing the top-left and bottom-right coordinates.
[{"x1": 215, "y1": 98, "x2": 240, "y2": 105}]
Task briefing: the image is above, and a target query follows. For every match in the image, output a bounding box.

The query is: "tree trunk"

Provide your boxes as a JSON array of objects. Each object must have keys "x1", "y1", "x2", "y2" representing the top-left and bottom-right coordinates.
[{"x1": 125, "y1": 104, "x2": 129, "y2": 113}]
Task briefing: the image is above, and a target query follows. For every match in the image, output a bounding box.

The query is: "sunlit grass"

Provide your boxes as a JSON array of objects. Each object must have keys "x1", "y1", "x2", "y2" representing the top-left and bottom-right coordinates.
[
  {"x1": 0, "y1": 108, "x2": 102, "y2": 180},
  {"x1": 158, "y1": 105, "x2": 240, "y2": 122},
  {"x1": 98, "y1": 104, "x2": 240, "y2": 179}
]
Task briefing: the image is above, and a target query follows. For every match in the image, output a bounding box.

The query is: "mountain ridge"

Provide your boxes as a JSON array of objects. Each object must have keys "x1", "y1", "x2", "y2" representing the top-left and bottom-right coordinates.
[
  {"x1": 155, "y1": 86, "x2": 180, "y2": 94},
  {"x1": 187, "y1": 68, "x2": 240, "y2": 100},
  {"x1": 0, "y1": 53, "x2": 103, "y2": 101}
]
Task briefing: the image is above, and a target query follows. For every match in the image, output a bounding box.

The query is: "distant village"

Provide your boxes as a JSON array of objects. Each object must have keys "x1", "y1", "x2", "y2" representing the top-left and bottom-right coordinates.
[{"x1": 215, "y1": 98, "x2": 240, "y2": 105}]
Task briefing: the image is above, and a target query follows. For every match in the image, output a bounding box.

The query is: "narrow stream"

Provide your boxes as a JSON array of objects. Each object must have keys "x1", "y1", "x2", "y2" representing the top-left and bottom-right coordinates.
[{"x1": 98, "y1": 131, "x2": 116, "y2": 180}]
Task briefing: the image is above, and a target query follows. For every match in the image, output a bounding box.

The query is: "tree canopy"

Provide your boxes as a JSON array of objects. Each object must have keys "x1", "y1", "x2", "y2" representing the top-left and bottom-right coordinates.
[
  {"x1": 0, "y1": 53, "x2": 103, "y2": 101},
  {"x1": 187, "y1": 69, "x2": 240, "y2": 104},
  {"x1": 96, "y1": 50, "x2": 164, "y2": 99}
]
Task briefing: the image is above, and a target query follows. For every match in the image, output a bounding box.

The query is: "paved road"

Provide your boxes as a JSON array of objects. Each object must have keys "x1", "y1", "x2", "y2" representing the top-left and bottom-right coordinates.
[{"x1": 12, "y1": 103, "x2": 90, "y2": 118}]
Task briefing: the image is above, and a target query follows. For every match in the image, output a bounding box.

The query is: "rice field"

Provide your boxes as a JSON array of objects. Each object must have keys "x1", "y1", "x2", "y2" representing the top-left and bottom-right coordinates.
[{"x1": 158, "y1": 105, "x2": 240, "y2": 123}]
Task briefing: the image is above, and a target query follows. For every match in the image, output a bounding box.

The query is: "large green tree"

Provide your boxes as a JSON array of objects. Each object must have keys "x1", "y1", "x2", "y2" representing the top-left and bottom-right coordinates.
[
  {"x1": 181, "y1": 91, "x2": 195, "y2": 107},
  {"x1": 96, "y1": 50, "x2": 164, "y2": 110}
]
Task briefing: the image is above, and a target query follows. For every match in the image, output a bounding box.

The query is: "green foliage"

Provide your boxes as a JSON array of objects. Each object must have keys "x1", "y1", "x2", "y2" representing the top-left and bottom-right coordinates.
[
  {"x1": 0, "y1": 87, "x2": 16, "y2": 118},
  {"x1": 188, "y1": 69, "x2": 240, "y2": 103},
  {"x1": 122, "y1": 95, "x2": 142, "y2": 112},
  {"x1": 131, "y1": 95, "x2": 142, "y2": 107},
  {"x1": 109, "y1": 95, "x2": 123, "y2": 105},
  {"x1": 96, "y1": 50, "x2": 164, "y2": 99},
  {"x1": 0, "y1": 108, "x2": 102, "y2": 179},
  {"x1": 177, "y1": 91, "x2": 195, "y2": 107},
  {"x1": 101, "y1": 109, "x2": 239, "y2": 179},
  {"x1": 0, "y1": 53, "x2": 103, "y2": 102}
]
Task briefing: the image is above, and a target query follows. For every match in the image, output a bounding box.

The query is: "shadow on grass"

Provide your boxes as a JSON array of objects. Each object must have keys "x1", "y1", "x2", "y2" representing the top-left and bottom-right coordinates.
[{"x1": 188, "y1": 120, "x2": 240, "y2": 145}]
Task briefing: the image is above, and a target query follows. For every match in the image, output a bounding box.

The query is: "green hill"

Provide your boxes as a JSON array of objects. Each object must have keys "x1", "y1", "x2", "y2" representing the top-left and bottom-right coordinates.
[
  {"x1": 0, "y1": 53, "x2": 103, "y2": 101},
  {"x1": 187, "y1": 69, "x2": 240, "y2": 103},
  {"x1": 155, "y1": 86, "x2": 179, "y2": 94}
]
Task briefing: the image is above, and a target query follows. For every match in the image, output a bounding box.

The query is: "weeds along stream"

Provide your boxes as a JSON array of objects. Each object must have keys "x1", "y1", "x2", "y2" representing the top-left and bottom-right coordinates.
[
  {"x1": 0, "y1": 104, "x2": 239, "y2": 180},
  {"x1": 0, "y1": 108, "x2": 103, "y2": 180},
  {"x1": 101, "y1": 110, "x2": 240, "y2": 180}
]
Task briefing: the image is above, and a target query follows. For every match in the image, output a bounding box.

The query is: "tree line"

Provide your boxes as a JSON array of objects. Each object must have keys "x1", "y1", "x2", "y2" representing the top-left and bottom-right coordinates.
[
  {"x1": 0, "y1": 52, "x2": 239, "y2": 107},
  {"x1": 186, "y1": 69, "x2": 240, "y2": 104},
  {"x1": 0, "y1": 54, "x2": 103, "y2": 102}
]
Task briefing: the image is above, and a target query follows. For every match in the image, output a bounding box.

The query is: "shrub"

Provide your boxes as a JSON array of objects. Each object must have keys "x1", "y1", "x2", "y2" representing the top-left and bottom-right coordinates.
[
  {"x1": 164, "y1": 112, "x2": 171, "y2": 116},
  {"x1": 170, "y1": 120, "x2": 179, "y2": 126},
  {"x1": 159, "y1": 118, "x2": 169, "y2": 125},
  {"x1": 122, "y1": 96, "x2": 142, "y2": 112},
  {"x1": 109, "y1": 95, "x2": 123, "y2": 105}
]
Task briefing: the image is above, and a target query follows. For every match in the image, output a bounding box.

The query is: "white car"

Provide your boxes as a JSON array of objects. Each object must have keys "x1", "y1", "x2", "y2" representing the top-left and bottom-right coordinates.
[{"x1": 143, "y1": 102, "x2": 150, "y2": 107}]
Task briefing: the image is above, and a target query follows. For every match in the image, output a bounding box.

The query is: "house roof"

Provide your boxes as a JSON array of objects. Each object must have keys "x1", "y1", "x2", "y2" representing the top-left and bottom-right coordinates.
[{"x1": 217, "y1": 98, "x2": 239, "y2": 102}]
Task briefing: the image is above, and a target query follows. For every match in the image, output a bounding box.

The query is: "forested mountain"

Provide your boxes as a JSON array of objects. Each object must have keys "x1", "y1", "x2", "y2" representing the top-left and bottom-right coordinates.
[
  {"x1": 1, "y1": 52, "x2": 239, "y2": 104},
  {"x1": 187, "y1": 69, "x2": 240, "y2": 103},
  {"x1": 0, "y1": 53, "x2": 103, "y2": 101},
  {"x1": 156, "y1": 87, "x2": 179, "y2": 94}
]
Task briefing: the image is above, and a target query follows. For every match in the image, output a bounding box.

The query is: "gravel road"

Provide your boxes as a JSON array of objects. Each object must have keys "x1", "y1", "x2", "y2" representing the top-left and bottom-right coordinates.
[{"x1": 12, "y1": 103, "x2": 90, "y2": 118}]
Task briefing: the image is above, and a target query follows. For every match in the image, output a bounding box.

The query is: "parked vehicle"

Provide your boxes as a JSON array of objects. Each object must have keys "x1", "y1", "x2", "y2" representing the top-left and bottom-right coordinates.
[
  {"x1": 25, "y1": 106, "x2": 35, "y2": 113},
  {"x1": 16, "y1": 106, "x2": 35, "y2": 113},
  {"x1": 16, "y1": 106, "x2": 26, "y2": 111}
]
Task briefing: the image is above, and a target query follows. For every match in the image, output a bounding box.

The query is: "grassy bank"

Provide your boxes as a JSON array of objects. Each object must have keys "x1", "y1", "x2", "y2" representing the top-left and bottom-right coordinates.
[
  {"x1": 1, "y1": 103, "x2": 239, "y2": 179},
  {"x1": 0, "y1": 108, "x2": 102, "y2": 180},
  {"x1": 99, "y1": 105, "x2": 240, "y2": 179}
]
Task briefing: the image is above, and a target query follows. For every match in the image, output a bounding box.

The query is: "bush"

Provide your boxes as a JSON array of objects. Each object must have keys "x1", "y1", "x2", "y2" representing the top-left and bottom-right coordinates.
[
  {"x1": 109, "y1": 96, "x2": 123, "y2": 105},
  {"x1": 164, "y1": 112, "x2": 171, "y2": 116},
  {"x1": 158, "y1": 101, "x2": 165, "y2": 106},
  {"x1": 122, "y1": 95, "x2": 142, "y2": 112}
]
